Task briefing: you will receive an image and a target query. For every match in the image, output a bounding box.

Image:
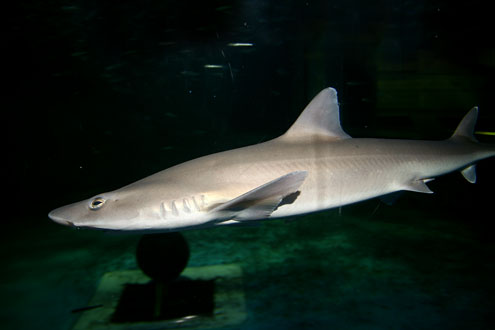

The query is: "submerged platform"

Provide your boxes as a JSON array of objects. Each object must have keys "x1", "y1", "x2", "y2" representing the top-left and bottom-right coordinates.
[{"x1": 72, "y1": 264, "x2": 246, "y2": 330}]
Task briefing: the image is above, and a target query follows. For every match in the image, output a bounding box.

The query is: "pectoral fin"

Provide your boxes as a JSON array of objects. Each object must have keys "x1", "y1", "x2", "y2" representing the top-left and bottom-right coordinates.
[{"x1": 212, "y1": 171, "x2": 308, "y2": 221}]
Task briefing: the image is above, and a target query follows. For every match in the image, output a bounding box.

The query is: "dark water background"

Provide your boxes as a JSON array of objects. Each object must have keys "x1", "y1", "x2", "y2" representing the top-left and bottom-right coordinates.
[{"x1": 4, "y1": 1, "x2": 495, "y2": 329}]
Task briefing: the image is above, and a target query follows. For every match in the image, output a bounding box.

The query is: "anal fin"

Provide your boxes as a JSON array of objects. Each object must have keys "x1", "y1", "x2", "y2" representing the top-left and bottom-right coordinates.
[
  {"x1": 211, "y1": 171, "x2": 308, "y2": 221},
  {"x1": 461, "y1": 164, "x2": 476, "y2": 183}
]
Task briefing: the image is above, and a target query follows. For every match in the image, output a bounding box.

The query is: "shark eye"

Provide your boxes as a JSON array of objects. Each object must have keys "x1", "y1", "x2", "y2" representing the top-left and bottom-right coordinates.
[{"x1": 89, "y1": 197, "x2": 106, "y2": 210}]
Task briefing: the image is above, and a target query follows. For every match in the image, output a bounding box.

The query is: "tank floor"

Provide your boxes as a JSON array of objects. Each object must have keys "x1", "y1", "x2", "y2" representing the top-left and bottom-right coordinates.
[{"x1": 2, "y1": 193, "x2": 495, "y2": 330}]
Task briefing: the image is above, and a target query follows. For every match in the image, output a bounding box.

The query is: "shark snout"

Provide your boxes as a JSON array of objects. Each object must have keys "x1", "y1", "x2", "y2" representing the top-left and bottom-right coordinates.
[{"x1": 48, "y1": 207, "x2": 76, "y2": 227}]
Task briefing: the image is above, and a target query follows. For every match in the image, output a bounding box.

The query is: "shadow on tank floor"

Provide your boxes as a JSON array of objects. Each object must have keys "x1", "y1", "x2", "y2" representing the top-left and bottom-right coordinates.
[{"x1": 72, "y1": 233, "x2": 246, "y2": 329}]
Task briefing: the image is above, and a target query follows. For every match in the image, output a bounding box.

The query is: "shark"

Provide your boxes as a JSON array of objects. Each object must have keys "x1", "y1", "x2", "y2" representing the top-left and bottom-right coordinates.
[{"x1": 48, "y1": 87, "x2": 495, "y2": 231}]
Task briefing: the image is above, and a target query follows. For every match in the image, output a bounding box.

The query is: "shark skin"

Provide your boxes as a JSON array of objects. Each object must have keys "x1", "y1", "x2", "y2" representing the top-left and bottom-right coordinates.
[{"x1": 48, "y1": 88, "x2": 495, "y2": 232}]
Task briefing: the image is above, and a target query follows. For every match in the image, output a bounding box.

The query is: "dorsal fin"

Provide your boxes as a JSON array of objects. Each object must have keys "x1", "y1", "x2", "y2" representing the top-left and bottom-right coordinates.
[
  {"x1": 450, "y1": 107, "x2": 478, "y2": 142},
  {"x1": 282, "y1": 87, "x2": 351, "y2": 140}
]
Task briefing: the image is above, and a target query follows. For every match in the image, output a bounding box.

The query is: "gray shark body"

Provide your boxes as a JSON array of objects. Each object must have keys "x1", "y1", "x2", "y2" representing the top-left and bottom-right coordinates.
[{"x1": 49, "y1": 88, "x2": 495, "y2": 231}]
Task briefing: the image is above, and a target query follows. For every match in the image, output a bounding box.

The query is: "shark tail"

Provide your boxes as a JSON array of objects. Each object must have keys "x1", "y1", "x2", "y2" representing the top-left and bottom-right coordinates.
[
  {"x1": 450, "y1": 107, "x2": 479, "y2": 143},
  {"x1": 450, "y1": 107, "x2": 495, "y2": 184}
]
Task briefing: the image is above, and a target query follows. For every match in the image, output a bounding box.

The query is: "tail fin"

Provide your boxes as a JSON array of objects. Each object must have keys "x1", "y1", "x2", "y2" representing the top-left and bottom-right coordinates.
[{"x1": 450, "y1": 107, "x2": 478, "y2": 142}]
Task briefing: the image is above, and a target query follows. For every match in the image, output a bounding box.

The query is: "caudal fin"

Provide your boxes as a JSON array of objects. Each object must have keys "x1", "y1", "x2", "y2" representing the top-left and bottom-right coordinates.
[
  {"x1": 450, "y1": 107, "x2": 495, "y2": 184},
  {"x1": 450, "y1": 107, "x2": 478, "y2": 142}
]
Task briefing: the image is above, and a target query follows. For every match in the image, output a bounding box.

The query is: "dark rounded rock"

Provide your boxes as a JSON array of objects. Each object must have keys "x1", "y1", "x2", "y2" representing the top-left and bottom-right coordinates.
[{"x1": 136, "y1": 232, "x2": 190, "y2": 283}]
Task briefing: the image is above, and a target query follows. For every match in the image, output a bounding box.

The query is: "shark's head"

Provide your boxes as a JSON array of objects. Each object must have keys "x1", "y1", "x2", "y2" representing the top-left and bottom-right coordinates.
[
  {"x1": 48, "y1": 182, "x2": 213, "y2": 232},
  {"x1": 48, "y1": 189, "x2": 148, "y2": 230}
]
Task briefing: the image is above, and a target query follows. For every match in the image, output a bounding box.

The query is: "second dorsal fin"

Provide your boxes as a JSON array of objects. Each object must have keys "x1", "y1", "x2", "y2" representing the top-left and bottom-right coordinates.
[{"x1": 450, "y1": 107, "x2": 478, "y2": 142}]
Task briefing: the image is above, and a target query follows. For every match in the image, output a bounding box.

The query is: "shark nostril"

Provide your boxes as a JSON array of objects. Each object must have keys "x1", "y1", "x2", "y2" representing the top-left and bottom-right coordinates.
[{"x1": 66, "y1": 221, "x2": 75, "y2": 227}]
